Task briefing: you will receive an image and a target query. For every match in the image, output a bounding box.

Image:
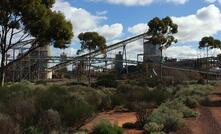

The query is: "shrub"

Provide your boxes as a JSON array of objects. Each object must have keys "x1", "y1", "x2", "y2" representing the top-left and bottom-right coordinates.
[
  {"x1": 0, "y1": 113, "x2": 20, "y2": 134},
  {"x1": 94, "y1": 73, "x2": 118, "y2": 88},
  {"x1": 122, "y1": 122, "x2": 136, "y2": 129},
  {"x1": 148, "y1": 108, "x2": 184, "y2": 133},
  {"x1": 95, "y1": 79, "x2": 118, "y2": 88},
  {"x1": 146, "y1": 77, "x2": 160, "y2": 88},
  {"x1": 111, "y1": 94, "x2": 124, "y2": 106},
  {"x1": 38, "y1": 109, "x2": 61, "y2": 134},
  {"x1": 35, "y1": 80, "x2": 47, "y2": 85},
  {"x1": 5, "y1": 98, "x2": 36, "y2": 129},
  {"x1": 163, "y1": 101, "x2": 198, "y2": 118},
  {"x1": 136, "y1": 104, "x2": 152, "y2": 128},
  {"x1": 176, "y1": 96, "x2": 199, "y2": 108},
  {"x1": 75, "y1": 131, "x2": 88, "y2": 134},
  {"x1": 92, "y1": 120, "x2": 123, "y2": 134},
  {"x1": 36, "y1": 86, "x2": 95, "y2": 127},
  {"x1": 98, "y1": 95, "x2": 112, "y2": 111},
  {"x1": 144, "y1": 122, "x2": 164, "y2": 133},
  {"x1": 24, "y1": 127, "x2": 43, "y2": 134},
  {"x1": 197, "y1": 78, "x2": 206, "y2": 85},
  {"x1": 150, "y1": 132, "x2": 166, "y2": 134},
  {"x1": 143, "y1": 86, "x2": 172, "y2": 105}
]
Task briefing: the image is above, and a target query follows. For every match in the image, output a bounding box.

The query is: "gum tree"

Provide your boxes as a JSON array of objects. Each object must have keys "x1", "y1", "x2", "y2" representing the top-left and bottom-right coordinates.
[
  {"x1": 199, "y1": 36, "x2": 221, "y2": 59},
  {"x1": 77, "y1": 32, "x2": 107, "y2": 85},
  {"x1": 147, "y1": 16, "x2": 178, "y2": 80},
  {"x1": 199, "y1": 37, "x2": 221, "y2": 82},
  {"x1": 0, "y1": 0, "x2": 73, "y2": 86}
]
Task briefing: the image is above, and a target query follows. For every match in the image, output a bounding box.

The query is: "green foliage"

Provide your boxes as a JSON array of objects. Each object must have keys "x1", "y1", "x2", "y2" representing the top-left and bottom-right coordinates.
[
  {"x1": 78, "y1": 32, "x2": 107, "y2": 54},
  {"x1": 38, "y1": 109, "x2": 61, "y2": 134},
  {"x1": 144, "y1": 122, "x2": 164, "y2": 133},
  {"x1": 0, "y1": 113, "x2": 20, "y2": 134},
  {"x1": 24, "y1": 127, "x2": 43, "y2": 134},
  {"x1": 113, "y1": 84, "x2": 172, "y2": 110},
  {"x1": 75, "y1": 131, "x2": 88, "y2": 134},
  {"x1": 161, "y1": 101, "x2": 198, "y2": 118},
  {"x1": 0, "y1": 82, "x2": 117, "y2": 132},
  {"x1": 94, "y1": 73, "x2": 118, "y2": 88},
  {"x1": 150, "y1": 132, "x2": 166, "y2": 134},
  {"x1": 174, "y1": 84, "x2": 214, "y2": 105},
  {"x1": 148, "y1": 16, "x2": 178, "y2": 48},
  {"x1": 199, "y1": 36, "x2": 221, "y2": 49},
  {"x1": 92, "y1": 120, "x2": 123, "y2": 134},
  {"x1": 147, "y1": 108, "x2": 184, "y2": 133},
  {"x1": 36, "y1": 85, "x2": 95, "y2": 127},
  {"x1": 145, "y1": 87, "x2": 172, "y2": 105},
  {"x1": 136, "y1": 107, "x2": 152, "y2": 128}
]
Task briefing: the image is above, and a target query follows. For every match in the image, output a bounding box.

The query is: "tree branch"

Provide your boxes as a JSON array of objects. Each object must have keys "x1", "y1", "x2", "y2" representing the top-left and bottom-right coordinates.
[
  {"x1": 4, "y1": 40, "x2": 40, "y2": 69},
  {"x1": 7, "y1": 39, "x2": 35, "y2": 51}
]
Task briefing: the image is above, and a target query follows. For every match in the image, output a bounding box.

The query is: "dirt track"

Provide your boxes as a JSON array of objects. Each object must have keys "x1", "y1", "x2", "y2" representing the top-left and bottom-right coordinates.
[
  {"x1": 81, "y1": 86, "x2": 221, "y2": 134},
  {"x1": 179, "y1": 86, "x2": 221, "y2": 134},
  {"x1": 81, "y1": 111, "x2": 143, "y2": 134}
]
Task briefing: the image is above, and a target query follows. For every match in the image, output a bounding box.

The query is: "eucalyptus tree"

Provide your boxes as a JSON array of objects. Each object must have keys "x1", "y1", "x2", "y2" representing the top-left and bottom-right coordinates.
[
  {"x1": 199, "y1": 36, "x2": 221, "y2": 58},
  {"x1": 147, "y1": 16, "x2": 178, "y2": 80},
  {"x1": 199, "y1": 36, "x2": 221, "y2": 72},
  {"x1": 77, "y1": 32, "x2": 107, "y2": 85},
  {"x1": 0, "y1": 0, "x2": 73, "y2": 86}
]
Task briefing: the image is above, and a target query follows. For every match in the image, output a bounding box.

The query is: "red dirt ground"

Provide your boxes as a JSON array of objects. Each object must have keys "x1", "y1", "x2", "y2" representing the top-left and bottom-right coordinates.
[
  {"x1": 81, "y1": 85, "x2": 221, "y2": 134},
  {"x1": 174, "y1": 85, "x2": 221, "y2": 134},
  {"x1": 80, "y1": 111, "x2": 143, "y2": 134}
]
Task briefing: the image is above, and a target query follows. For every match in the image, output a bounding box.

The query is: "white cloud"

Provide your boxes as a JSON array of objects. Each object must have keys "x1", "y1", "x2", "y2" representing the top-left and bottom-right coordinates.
[
  {"x1": 204, "y1": 0, "x2": 221, "y2": 3},
  {"x1": 53, "y1": 0, "x2": 123, "y2": 41},
  {"x1": 172, "y1": 4, "x2": 221, "y2": 42},
  {"x1": 93, "y1": 24, "x2": 123, "y2": 40},
  {"x1": 89, "y1": 0, "x2": 189, "y2": 6},
  {"x1": 164, "y1": 45, "x2": 221, "y2": 59},
  {"x1": 128, "y1": 5, "x2": 221, "y2": 42},
  {"x1": 128, "y1": 23, "x2": 148, "y2": 34},
  {"x1": 96, "y1": 10, "x2": 108, "y2": 15},
  {"x1": 166, "y1": 0, "x2": 188, "y2": 5}
]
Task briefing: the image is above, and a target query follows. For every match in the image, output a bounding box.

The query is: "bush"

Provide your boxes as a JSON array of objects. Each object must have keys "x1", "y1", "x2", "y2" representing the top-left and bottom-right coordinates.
[
  {"x1": 176, "y1": 96, "x2": 199, "y2": 108},
  {"x1": 144, "y1": 122, "x2": 164, "y2": 133},
  {"x1": 75, "y1": 131, "x2": 88, "y2": 134},
  {"x1": 36, "y1": 85, "x2": 95, "y2": 127},
  {"x1": 136, "y1": 104, "x2": 152, "y2": 128},
  {"x1": 95, "y1": 79, "x2": 118, "y2": 88},
  {"x1": 5, "y1": 98, "x2": 36, "y2": 129},
  {"x1": 0, "y1": 113, "x2": 20, "y2": 134},
  {"x1": 24, "y1": 127, "x2": 43, "y2": 134},
  {"x1": 197, "y1": 78, "x2": 206, "y2": 85},
  {"x1": 162, "y1": 101, "x2": 198, "y2": 118},
  {"x1": 150, "y1": 132, "x2": 166, "y2": 134},
  {"x1": 38, "y1": 109, "x2": 61, "y2": 134},
  {"x1": 94, "y1": 73, "x2": 118, "y2": 88},
  {"x1": 92, "y1": 120, "x2": 123, "y2": 134},
  {"x1": 148, "y1": 108, "x2": 184, "y2": 133},
  {"x1": 122, "y1": 122, "x2": 136, "y2": 129}
]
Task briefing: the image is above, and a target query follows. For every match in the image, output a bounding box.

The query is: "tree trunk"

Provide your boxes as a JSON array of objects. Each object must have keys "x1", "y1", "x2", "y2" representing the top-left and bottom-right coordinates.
[
  {"x1": 160, "y1": 49, "x2": 163, "y2": 81},
  {"x1": 206, "y1": 47, "x2": 209, "y2": 84},
  {"x1": 0, "y1": 53, "x2": 6, "y2": 87},
  {"x1": 88, "y1": 49, "x2": 91, "y2": 86}
]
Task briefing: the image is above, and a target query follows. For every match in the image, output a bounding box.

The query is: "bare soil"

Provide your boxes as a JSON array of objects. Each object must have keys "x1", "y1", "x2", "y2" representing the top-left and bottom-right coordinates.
[
  {"x1": 174, "y1": 86, "x2": 221, "y2": 134},
  {"x1": 81, "y1": 85, "x2": 221, "y2": 134},
  {"x1": 81, "y1": 111, "x2": 143, "y2": 134}
]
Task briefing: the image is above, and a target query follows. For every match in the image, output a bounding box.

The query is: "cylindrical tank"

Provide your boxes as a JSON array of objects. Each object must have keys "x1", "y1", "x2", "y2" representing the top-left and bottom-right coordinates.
[
  {"x1": 143, "y1": 41, "x2": 161, "y2": 63},
  {"x1": 115, "y1": 51, "x2": 123, "y2": 72}
]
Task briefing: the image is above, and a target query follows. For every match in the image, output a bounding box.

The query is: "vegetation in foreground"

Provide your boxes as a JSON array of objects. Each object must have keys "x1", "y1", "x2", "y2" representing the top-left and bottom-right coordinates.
[{"x1": 0, "y1": 78, "x2": 215, "y2": 134}]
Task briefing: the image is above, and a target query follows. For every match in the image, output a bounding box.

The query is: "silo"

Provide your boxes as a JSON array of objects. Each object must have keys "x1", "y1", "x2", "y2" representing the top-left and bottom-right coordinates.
[
  {"x1": 143, "y1": 40, "x2": 161, "y2": 64},
  {"x1": 115, "y1": 51, "x2": 123, "y2": 73}
]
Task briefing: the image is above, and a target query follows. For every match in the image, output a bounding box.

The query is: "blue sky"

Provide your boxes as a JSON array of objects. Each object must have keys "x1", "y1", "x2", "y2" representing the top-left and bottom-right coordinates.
[{"x1": 52, "y1": 0, "x2": 221, "y2": 59}]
